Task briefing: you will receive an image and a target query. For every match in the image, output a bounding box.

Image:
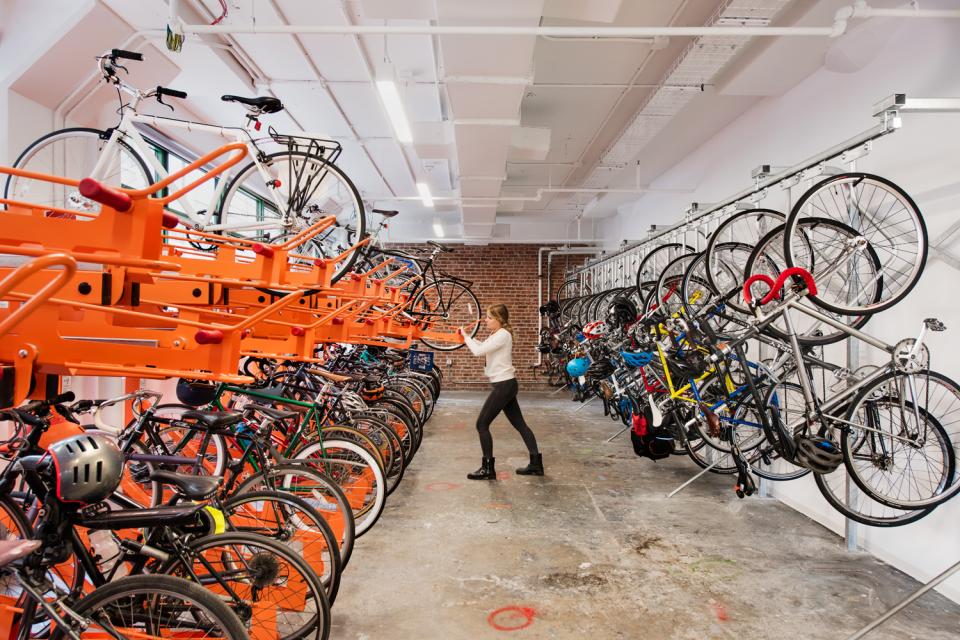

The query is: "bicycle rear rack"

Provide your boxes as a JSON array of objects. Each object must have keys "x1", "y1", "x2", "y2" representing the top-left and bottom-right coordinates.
[{"x1": 268, "y1": 127, "x2": 342, "y2": 165}]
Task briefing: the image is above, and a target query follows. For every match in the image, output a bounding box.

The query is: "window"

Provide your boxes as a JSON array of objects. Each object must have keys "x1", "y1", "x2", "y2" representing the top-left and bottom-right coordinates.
[{"x1": 143, "y1": 139, "x2": 275, "y2": 229}]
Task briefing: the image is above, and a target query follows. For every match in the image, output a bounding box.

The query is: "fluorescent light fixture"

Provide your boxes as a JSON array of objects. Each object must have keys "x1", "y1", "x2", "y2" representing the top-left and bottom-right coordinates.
[
  {"x1": 376, "y1": 80, "x2": 413, "y2": 143},
  {"x1": 432, "y1": 219, "x2": 445, "y2": 238},
  {"x1": 417, "y1": 182, "x2": 434, "y2": 208}
]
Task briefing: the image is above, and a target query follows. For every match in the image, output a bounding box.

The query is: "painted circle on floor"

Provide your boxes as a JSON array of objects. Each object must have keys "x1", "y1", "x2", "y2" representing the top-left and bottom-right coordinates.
[
  {"x1": 487, "y1": 606, "x2": 537, "y2": 631},
  {"x1": 483, "y1": 503, "x2": 513, "y2": 510},
  {"x1": 425, "y1": 481, "x2": 462, "y2": 491}
]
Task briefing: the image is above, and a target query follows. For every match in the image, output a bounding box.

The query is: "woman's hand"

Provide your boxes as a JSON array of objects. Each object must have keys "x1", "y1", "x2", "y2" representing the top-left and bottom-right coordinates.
[{"x1": 457, "y1": 327, "x2": 465, "y2": 336}]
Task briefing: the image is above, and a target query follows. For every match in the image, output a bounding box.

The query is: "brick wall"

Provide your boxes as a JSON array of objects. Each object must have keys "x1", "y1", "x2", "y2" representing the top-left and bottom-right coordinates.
[{"x1": 388, "y1": 244, "x2": 586, "y2": 390}]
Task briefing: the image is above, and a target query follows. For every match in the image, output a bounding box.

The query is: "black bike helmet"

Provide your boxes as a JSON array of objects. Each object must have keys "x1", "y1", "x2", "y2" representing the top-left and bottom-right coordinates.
[
  {"x1": 176, "y1": 378, "x2": 217, "y2": 407},
  {"x1": 608, "y1": 298, "x2": 638, "y2": 329},
  {"x1": 585, "y1": 359, "x2": 615, "y2": 381},
  {"x1": 47, "y1": 434, "x2": 123, "y2": 505},
  {"x1": 795, "y1": 435, "x2": 843, "y2": 474}
]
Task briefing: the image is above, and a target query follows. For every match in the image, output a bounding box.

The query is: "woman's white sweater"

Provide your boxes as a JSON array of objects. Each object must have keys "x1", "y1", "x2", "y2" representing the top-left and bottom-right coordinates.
[{"x1": 463, "y1": 328, "x2": 516, "y2": 383}]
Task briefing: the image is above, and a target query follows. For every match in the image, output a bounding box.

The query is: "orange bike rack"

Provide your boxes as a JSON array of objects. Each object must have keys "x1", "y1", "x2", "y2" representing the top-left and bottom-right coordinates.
[{"x1": 0, "y1": 141, "x2": 464, "y2": 405}]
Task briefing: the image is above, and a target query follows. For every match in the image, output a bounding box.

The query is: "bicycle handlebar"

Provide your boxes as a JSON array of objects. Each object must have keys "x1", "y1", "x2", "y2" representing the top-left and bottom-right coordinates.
[
  {"x1": 157, "y1": 86, "x2": 188, "y2": 100},
  {"x1": 92, "y1": 389, "x2": 163, "y2": 433},
  {"x1": 742, "y1": 267, "x2": 818, "y2": 307},
  {"x1": 111, "y1": 49, "x2": 143, "y2": 61}
]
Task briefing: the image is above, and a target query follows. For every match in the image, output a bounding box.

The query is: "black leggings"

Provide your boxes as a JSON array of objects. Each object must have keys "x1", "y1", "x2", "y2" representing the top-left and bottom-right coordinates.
[{"x1": 476, "y1": 378, "x2": 539, "y2": 458}]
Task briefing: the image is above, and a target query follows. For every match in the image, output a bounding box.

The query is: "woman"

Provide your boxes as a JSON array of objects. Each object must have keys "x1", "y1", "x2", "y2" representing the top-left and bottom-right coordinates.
[{"x1": 459, "y1": 303, "x2": 543, "y2": 480}]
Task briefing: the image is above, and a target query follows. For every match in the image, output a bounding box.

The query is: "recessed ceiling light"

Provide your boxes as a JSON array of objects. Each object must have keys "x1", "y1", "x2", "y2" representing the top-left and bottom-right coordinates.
[
  {"x1": 376, "y1": 80, "x2": 413, "y2": 143},
  {"x1": 417, "y1": 182, "x2": 434, "y2": 208}
]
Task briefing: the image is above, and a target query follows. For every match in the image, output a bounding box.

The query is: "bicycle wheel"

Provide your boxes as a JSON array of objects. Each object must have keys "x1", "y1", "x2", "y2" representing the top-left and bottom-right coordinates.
[
  {"x1": 745, "y1": 219, "x2": 876, "y2": 346},
  {"x1": 161, "y1": 531, "x2": 330, "y2": 640},
  {"x1": 648, "y1": 253, "x2": 699, "y2": 317},
  {"x1": 223, "y1": 490, "x2": 342, "y2": 604},
  {"x1": 411, "y1": 279, "x2": 480, "y2": 350},
  {"x1": 755, "y1": 381, "x2": 815, "y2": 481},
  {"x1": 5, "y1": 127, "x2": 153, "y2": 213},
  {"x1": 635, "y1": 242, "x2": 694, "y2": 305},
  {"x1": 814, "y1": 467, "x2": 934, "y2": 527},
  {"x1": 359, "y1": 248, "x2": 423, "y2": 289},
  {"x1": 841, "y1": 369, "x2": 960, "y2": 510},
  {"x1": 56, "y1": 574, "x2": 248, "y2": 640},
  {"x1": 784, "y1": 173, "x2": 927, "y2": 315},
  {"x1": 218, "y1": 150, "x2": 365, "y2": 285},
  {"x1": 292, "y1": 439, "x2": 388, "y2": 537},
  {"x1": 234, "y1": 464, "x2": 357, "y2": 567},
  {"x1": 705, "y1": 209, "x2": 785, "y2": 303},
  {"x1": 387, "y1": 376, "x2": 431, "y2": 424}
]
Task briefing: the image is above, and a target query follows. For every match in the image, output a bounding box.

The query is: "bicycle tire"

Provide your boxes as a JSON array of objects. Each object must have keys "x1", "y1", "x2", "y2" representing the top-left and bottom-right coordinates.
[
  {"x1": 219, "y1": 150, "x2": 365, "y2": 288},
  {"x1": 5, "y1": 127, "x2": 153, "y2": 212},
  {"x1": 233, "y1": 464, "x2": 357, "y2": 567},
  {"x1": 411, "y1": 279, "x2": 481, "y2": 350},
  {"x1": 841, "y1": 369, "x2": 960, "y2": 510},
  {"x1": 784, "y1": 172, "x2": 927, "y2": 315},
  {"x1": 160, "y1": 531, "x2": 330, "y2": 640},
  {"x1": 744, "y1": 218, "x2": 876, "y2": 346},
  {"x1": 292, "y1": 439, "x2": 388, "y2": 537},
  {"x1": 223, "y1": 489, "x2": 342, "y2": 604},
  {"x1": 54, "y1": 574, "x2": 248, "y2": 640}
]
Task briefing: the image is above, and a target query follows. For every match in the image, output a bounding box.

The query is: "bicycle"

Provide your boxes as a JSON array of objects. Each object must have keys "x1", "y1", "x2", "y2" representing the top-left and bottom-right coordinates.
[
  {"x1": 4, "y1": 48, "x2": 366, "y2": 282},
  {"x1": 365, "y1": 241, "x2": 481, "y2": 350}
]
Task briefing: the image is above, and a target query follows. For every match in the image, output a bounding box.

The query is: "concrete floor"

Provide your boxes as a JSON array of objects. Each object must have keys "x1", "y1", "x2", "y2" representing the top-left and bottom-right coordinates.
[{"x1": 329, "y1": 392, "x2": 960, "y2": 639}]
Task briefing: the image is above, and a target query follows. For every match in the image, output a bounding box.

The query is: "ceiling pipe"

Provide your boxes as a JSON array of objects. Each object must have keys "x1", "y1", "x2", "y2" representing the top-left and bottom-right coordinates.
[
  {"x1": 176, "y1": 24, "x2": 840, "y2": 37},
  {"x1": 172, "y1": 4, "x2": 960, "y2": 39},
  {"x1": 379, "y1": 186, "x2": 691, "y2": 203},
  {"x1": 537, "y1": 245, "x2": 602, "y2": 366}
]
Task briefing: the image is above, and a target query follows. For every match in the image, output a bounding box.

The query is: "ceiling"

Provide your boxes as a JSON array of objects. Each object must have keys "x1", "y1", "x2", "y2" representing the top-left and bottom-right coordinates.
[{"x1": 7, "y1": 0, "x2": 908, "y2": 244}]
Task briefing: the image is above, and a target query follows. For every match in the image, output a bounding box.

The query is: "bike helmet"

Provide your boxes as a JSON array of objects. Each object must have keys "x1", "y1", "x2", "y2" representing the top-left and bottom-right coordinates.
[
  {"x1": 585, "y1": 359, "x2": 616, "y2": 381},
  {"x1": 608, "y1": 298, "x2": 638, "y2": 329},
  {"x1": 360, "y1": 380, "x2": 385, "y2": 402},
  {"x1": 581, "y1": 321, "x2": 608, "y2": 340},
  {"x1": 46, "y1": 434, "x2": 124, "y2": 505},
  {"x1": 795, "y1": 435, "x2": 843, "y2": 474},
  {"x1": 620, "y1": 350, "x2": 653, "y2": 368},
  {"x1": 176, "y1": 378, "x2": 217, "y2": 407},
  {"x1": 566, "y1": 357, "x2": 590, "y2": 378}
]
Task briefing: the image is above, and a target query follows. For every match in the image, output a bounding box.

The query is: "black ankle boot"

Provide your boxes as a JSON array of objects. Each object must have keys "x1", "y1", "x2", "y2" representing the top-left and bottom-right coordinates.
[
  {"x1": 516, "y1": 453, "x2": 544, "y2": 476},
  {"x1": 467, "y1": 457, "x2": 496, "y2": 480}
]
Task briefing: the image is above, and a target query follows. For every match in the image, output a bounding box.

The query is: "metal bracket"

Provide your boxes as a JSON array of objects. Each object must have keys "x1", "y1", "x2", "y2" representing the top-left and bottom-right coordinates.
[{"x1": 872, "y1": 93, "x2": 960, "y2": 117}]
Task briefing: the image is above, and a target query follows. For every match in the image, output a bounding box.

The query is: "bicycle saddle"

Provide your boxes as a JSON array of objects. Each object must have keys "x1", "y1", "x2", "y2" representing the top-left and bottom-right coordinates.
[
  {"x1": 220, "y1": 94, "x2": 284, "y2": 114},
  {"x1": 427, "y1": 240, "x2": 453, "y2": 253},
  {"x1": 244, "y1": 404, "x2": 299, "y2": 421},
  {"x1": 372, "y1": 209, "x2": 399, "y2": 218},
  {"x1": 181, "y1": 410, "x2": 243, "y2": 430},
  {"x1": 150, "y1": 470, "x2": 222, "y2": 500}
]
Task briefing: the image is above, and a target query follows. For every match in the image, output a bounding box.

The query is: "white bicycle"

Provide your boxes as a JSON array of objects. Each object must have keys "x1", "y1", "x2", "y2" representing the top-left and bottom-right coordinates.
[{"x1": 4, "y1": 48, "x2": 366, "y2": 282}]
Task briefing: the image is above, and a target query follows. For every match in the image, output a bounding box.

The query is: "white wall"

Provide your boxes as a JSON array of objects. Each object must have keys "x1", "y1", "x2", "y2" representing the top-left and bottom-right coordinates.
[{"x1": 603, "y1": 17, "x2": 960, "y2": 601}]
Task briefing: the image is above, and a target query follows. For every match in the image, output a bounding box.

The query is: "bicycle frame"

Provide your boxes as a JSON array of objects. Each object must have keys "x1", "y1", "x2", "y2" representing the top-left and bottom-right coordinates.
[{"x1": 89, "y1": 108, "x2": 288, "y2": 234}]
